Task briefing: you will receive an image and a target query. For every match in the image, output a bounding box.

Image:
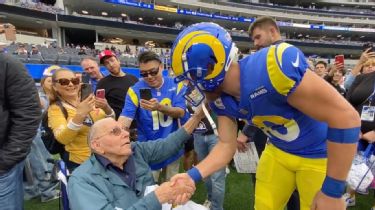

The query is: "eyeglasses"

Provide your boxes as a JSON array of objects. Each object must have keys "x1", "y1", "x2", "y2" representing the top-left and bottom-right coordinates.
[
  {"x1": 140, "y1": 67, "x2": 159, "y2": 78},
  {"x1": 94, "y1": 126, "x2": 127, "y2": 140},
  {"x1": 53, "y1": 78, "x2": 80, "y2": 86}
]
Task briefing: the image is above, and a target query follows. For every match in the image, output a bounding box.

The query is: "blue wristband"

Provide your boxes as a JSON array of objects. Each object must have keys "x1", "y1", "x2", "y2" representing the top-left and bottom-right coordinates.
[
  {"x1": 187, "y1": 167, "x2": 202, "y2": 183},
  {"x1": 327, "y1": 127, "x2": 360, "y2": 144},
  {"x1": 321, "y1": 176, "x2": 346, "y2": 198}
]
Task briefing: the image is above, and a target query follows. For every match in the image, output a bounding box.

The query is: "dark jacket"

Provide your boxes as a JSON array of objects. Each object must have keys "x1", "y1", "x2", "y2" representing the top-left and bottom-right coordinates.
[{"x1": 0, "y1": 53, "x2": 41, "y2": 174}]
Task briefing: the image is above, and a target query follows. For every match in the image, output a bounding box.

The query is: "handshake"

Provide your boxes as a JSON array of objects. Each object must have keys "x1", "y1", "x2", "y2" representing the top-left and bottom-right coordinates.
[{"x1": 154, "y1": 173, "x2": 196, "y2": 206}]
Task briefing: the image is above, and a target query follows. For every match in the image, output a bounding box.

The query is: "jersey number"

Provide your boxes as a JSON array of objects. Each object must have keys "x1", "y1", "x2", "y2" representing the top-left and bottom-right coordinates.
[
  {"x1": 252, "y1": 115, "x2": 300, "y2": 142},
  {"x1": 152, "y1": 98, "x2": 173, "y2": 130}
]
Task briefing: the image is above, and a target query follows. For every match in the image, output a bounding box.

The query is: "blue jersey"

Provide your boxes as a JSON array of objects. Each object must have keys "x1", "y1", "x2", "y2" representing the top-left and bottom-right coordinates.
[
  {"x1": 211, "y1": 43, "x2": 328, "y2": 158},
  {"x1": 121, "y1": 76, "x2": 186, "y2": 169}
]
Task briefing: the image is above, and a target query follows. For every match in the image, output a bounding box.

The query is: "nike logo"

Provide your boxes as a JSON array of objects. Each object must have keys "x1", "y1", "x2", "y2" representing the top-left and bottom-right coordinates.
[{"x1": 292, "y1": 53, "x2": 299, "y2": 68}]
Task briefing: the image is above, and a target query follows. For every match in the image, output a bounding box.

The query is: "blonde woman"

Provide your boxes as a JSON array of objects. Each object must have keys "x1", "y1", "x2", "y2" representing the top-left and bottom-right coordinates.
[{"x1": 48, "y1": 68, "x2": 114, "y2": 172}]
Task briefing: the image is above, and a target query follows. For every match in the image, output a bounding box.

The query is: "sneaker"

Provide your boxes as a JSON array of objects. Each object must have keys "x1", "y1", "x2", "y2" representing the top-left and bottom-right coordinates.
[
  {"x1": 342, "y1": 193, "x2": 355, "y2": 207},
  {"x1": 203, "y1": 199, "x2": 211, "y2": 209}
]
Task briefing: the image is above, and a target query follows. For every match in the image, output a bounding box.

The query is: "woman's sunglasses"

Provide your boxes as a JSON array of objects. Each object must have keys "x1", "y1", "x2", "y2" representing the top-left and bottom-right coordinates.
[
  {"x1": 53, "y1": 77, "x2": 80, "y2": 86},
  {"x1": 140, "y1": 67, "x2": 159, "y2": 78}
]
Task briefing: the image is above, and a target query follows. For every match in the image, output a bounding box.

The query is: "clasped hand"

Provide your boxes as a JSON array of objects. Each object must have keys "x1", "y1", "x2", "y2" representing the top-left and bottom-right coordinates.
[{"x1": 155, "y1": 173, "x2": 196, "y2": 206}]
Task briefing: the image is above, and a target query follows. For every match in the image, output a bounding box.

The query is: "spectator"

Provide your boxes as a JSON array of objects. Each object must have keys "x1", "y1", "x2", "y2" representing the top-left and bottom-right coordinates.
[
  {"x1": 96, "y1": 50, "x2": 138, "y2": 119},
  {"x1": 41, "y1": 41, "x2": 49, "y2": 48},
  {"x1": 314, "y1": 61, "x2": 328, "y2": 78},
  {"x1": 30, "y1": 45, "x2": 41, "y2": 55},
  {"x1": 24, "y1": 73, "x2": 59, "y2": 202},
  {"x1": 324, "y1": 63, "x2": 346, "y2": 96},
  {"x1": 0, "y1": 53, "x2": 41, "y2": 210},
  {"x1": 78, "y1": 48, "x2": 86, "y2": 55},
  {"x1": 344, "y1": 49, "x2": 375, "y2": 90},
  {"x1": 119, "y1": 51, "x2": 186, "y2": 183},
  {"x1": 14, "y1": 43, "x2": 28, "y2": 55},
  {"x1": 47, "y1": 68, "x2": 115, "y2": 172},
  {"x1": 345, "y1": 58, "x2": 375, "y2": 208},
  {"x1": 80, "y1": 57, "x2": 107, "y2": 91},
  {"x1": 68, "y1": 111, "x2": 204, "y2": 210}
]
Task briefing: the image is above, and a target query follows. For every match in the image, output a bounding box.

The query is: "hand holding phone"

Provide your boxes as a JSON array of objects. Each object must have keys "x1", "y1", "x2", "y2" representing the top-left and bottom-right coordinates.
[
  {"x1": 82, "y1": 72, "x2": 90, "y2": 84},
  {"x1": 140, "y1": 88, "x2": 152, "y2": 101},
  {"x1": 81, "y1": 83, "x2": 93, "y2": 101},
  {"x1": 335, "y1": 55, "x2": 344, "y2": 66},
  {"x1": 96, "y1": 89, "x2": 105, "y2": 99}
]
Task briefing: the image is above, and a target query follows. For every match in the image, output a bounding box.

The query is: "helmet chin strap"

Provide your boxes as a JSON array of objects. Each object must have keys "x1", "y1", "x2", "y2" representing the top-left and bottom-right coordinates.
[{"x1": 224, "y1": 43, "x2": 239, "y2": 72}]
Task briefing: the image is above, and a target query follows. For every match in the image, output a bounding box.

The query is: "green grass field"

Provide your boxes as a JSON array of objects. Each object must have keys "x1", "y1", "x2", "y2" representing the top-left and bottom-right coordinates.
[{"x1": 24, "y1": 168, "x2": 374, "y2": 210}]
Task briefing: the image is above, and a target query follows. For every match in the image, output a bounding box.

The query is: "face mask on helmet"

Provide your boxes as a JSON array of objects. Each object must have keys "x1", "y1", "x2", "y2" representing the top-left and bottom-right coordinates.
[{"x1": 171, "y1": 22, "x2": 238, "y2": 104}]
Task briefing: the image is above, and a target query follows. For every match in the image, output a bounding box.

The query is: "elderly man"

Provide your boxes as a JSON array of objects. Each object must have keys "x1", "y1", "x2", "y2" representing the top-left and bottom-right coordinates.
[
  {"x1": 80, "y1": 56, "x2": 107, "y2": 91},
  {"x1": 68, "y1": 109, "x2": 204, "y2": 210}
]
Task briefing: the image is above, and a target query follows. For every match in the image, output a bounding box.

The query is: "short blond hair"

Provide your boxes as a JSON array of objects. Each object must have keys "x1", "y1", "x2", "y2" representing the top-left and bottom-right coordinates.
[{"x1": 248, "y1": 16, "x2": 279, "y2": 36}]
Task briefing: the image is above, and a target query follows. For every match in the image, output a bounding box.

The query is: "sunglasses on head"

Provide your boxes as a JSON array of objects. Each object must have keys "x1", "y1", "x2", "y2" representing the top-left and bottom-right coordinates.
[
  {"x1": 53, "y1": 77, "x2": 80, "y2": 86},
  {"x1": 140, "y1": 67, "x2": 159, "y2": 78}
]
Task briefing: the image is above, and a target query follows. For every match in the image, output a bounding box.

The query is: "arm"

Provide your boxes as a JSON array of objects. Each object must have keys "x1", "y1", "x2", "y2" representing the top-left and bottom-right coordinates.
[
  {"x1": 118, "y1": 116, "x2": 133, "y2": 130},
  {"x1": 48, "y1": 105, "x2": 80, "y2": 145},
  {"x1": 139, "y1": 112, "x2": 204, "y2": 164},
  {"x1": 157, "y1": 104, "x2": 185, "y2": 118},
  {"x1": 287, "y1": 70, "x2": 360, "y2": 198},
  {"x1": 119, "y1": 87, "x2": 137, "y2": 129},
  {"x1": 195, "y1": 115, "x2": 238, "y2": 178},
  {"x1": 0, "y1": 56, "x2": 42, "y2": 173}
]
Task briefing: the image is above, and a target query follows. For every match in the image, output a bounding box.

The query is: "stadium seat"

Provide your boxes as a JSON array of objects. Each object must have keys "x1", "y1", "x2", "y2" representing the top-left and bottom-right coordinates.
[
  {"x1": 13, "y1": 54, "x2": 28, "y2": 63},
  {"x1": 69, "y1": 55, "x2": 82, "y2": 65},
  {"x1": 43, "y1": 54, "x2": 58, "y2": 64},
  {"x1": 57, "y1": 54, "x2": 71, "y2": 65},
  {"x1": 119, "y1": 57, "x2": 128, "y2": 67},
  {"x1": 29, "y1": 54, "x2": 44, "y2": 64}
]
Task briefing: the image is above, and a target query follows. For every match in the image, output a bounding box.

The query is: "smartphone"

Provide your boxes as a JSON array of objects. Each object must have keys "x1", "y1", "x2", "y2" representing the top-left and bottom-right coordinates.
[
  {"x1": 81, "y1": 83, "x2": 92, "y2": 101},
  {"x1": 363, "y1": 43, "x2": 374, "y2": 52},
  {"x1": 335, "y1": 55, "x2": 344, "y2": 66},
  {"x1": 140, "y1": 88, "x2": 152, "y2": 101},
  {"x1": 82, "y1": 72, "x2": 90, "y2": 84},
  {"x1": 96, "y1": 89, "x2": 105, "y2": 99}
]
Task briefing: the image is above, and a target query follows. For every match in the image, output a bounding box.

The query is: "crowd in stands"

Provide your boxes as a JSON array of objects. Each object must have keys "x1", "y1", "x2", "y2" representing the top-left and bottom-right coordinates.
[{"x1": 7, "y1": 0, "x2": 64, "y2": 14}]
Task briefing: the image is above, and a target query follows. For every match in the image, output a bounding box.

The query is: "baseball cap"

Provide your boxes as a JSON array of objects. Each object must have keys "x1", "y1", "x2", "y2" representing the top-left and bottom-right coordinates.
[{"x1": 99, "y1": 50, "x2": 116, "y2": 64}]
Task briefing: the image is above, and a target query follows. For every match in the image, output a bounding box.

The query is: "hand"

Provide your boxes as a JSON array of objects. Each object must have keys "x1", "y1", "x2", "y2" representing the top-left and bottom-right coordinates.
[
  {"x1": 76, "y1": 94, "x2": 95, "y2": 115},
  {"x1": 169, "y1": 173, "x2": 196, "y2": 205},
  {"x1": 310, "y1": 191, "x2": 345, "y2": 210},
  {"x1": 140, "y1": 98, "x2": 160, "y2": 111},
  {"x1": 237, "y1": 132, "x2": 249, "y2": 152},
  {"x1": 359, "y1": 48, "x2": 375, "y2": 65},
  {"x1": 361, "y1": 131, "x2": 375, "y2": 143},
  {"x1": 95, "y1": 97, "x2": 112, "y2": 114},
  {"x1": 193, "y1": 104, "x2": 206, "y2": 120},
  {"x1": 154, "y1": 180, "x2": 195, "y2": 205}
]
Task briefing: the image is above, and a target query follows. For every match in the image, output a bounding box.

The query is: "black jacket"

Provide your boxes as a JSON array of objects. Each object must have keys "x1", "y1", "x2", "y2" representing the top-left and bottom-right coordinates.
[{"x1": 0, "y1": 53, "x2": 41, "y2": 174}]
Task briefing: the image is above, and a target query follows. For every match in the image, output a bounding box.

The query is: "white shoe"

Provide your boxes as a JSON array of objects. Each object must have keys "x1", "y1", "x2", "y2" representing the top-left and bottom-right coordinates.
[
  {"x1": 225, "y1": 166, "x2": 230, "y2": 177},
  {"x1": 203, "y1": 199, "x2": 211, "y2": 209},
  {"x1": 342, "y1": 193, "x2": 355, "y2": 207}
]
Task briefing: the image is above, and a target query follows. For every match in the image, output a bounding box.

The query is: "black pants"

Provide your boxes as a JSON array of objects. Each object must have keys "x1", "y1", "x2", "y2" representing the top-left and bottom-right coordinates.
[{"x1": 61, "y1": 152, "x2": 80, "y2": 173}]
